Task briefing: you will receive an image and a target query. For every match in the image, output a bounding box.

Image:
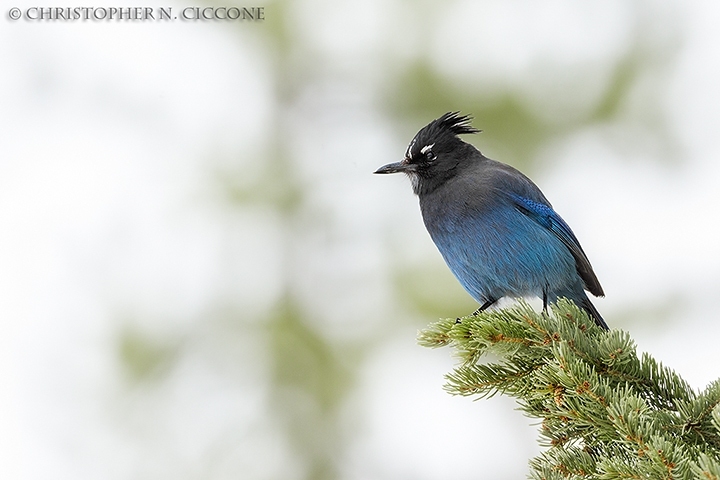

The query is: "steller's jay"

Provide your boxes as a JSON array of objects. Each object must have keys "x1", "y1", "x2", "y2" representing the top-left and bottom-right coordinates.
[{"x1": 375, "y1": 112, "x2": 607, "y2": 329}]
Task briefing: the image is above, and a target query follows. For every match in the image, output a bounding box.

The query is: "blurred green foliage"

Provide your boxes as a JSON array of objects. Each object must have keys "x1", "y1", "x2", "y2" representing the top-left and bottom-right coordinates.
[
  {"x1": 394, "y1": 263, "x2": 478, "y2": 319},
  {"x1": 268, "y1": 299, "x2": 355, "y2": 480},
  {"x1": 119, "y1": 326, "x2": 179, "y2": 382},
  {"x1": 386, "y1": 61, "x2": 554, "y2": 165},
  {"x1": 386, "y1": 39, "x2": 676, "y2": 169}
]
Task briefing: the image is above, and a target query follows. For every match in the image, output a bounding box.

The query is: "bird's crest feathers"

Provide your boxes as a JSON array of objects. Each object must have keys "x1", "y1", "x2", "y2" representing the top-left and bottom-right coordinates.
[
  {"x1": 406, "y1": 112, "x2": 480, "y2": 160},
  {"x1": 433, "y1": 111, "x2": 481, "y2": 137}
]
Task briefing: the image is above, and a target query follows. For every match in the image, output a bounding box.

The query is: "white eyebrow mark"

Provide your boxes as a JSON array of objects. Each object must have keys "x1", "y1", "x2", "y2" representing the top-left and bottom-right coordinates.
[
  {"x1": 406, "y1": 137, "x2": 417, "y2": 159},
  {"x1": 420, "y1": 143, "x2": 435, "y2": 154}
]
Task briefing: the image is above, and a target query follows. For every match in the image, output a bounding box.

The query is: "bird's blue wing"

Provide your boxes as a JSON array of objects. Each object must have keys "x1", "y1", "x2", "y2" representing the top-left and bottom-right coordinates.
[{"x1": 510, "y1": 194, "x2": 604, "y2": 297}]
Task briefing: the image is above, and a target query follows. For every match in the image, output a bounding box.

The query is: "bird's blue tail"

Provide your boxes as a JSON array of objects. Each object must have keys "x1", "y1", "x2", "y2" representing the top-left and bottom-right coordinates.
[
  {"x1": 573, "y1": 293, "x2": 608, "y2": 330},
  {"x1": 550, "y1": 289, "x2": 608, "y2": 330}
]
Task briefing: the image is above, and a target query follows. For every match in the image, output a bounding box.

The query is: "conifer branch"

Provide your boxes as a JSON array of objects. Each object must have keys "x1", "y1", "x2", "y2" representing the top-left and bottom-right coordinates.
[{"x1": 418, "y1": 300, "x2": 720, "y2": 479}]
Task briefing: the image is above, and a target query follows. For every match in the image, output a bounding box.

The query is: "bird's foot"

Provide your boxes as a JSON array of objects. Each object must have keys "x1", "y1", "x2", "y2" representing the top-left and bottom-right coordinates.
[{"x1": 473, "y1": 298, "x2": 497, "y2": 317}]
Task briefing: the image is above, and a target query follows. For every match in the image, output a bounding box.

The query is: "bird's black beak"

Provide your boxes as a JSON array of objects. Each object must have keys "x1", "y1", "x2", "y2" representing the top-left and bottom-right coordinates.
[{"x1": 374, "y1": 161, "x2": 410, "y2": 174}]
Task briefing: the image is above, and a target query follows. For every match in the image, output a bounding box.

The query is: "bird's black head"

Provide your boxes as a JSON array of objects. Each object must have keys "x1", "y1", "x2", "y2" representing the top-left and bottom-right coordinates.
[{"x1": 374, "y1": 112, "x2": 481, "y2": 195}]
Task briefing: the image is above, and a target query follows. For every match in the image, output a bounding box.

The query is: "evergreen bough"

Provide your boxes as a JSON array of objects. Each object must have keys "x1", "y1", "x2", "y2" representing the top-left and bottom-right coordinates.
[{"x1": 418, "y1": 299, "x2": 720, "y2": 479}]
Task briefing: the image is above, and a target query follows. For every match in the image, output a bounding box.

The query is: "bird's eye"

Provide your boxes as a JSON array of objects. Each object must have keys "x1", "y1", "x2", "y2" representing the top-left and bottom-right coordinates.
[{"x1": 420, "y1": 143, "x2": 436, "y2": 162}]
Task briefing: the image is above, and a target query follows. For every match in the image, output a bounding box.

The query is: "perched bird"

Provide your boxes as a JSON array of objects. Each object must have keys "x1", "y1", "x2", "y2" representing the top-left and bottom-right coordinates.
[{"x1": 375, "y1": 112, "x2": 607, "y2": 329}]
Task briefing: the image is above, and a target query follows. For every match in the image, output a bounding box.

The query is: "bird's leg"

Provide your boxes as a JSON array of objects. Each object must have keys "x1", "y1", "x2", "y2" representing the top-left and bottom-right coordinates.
[
  {"x1": 456, "y1": 298, "x2": 497, "y2": 324},
  {"x1": 542, "y1": 290, "x2": 548, "y2": 315},
  {"x1": 455, "y1": 297, "x2": 497, "y2": 323},
  {"x1": 473, "y1": 298, "x2": 497, "y2": 316}
]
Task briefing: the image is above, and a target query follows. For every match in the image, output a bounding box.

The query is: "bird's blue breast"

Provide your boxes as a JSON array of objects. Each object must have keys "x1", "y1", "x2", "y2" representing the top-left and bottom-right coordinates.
[{"x1": 421, "y1": 195, "x2": 577, "y2": 303}]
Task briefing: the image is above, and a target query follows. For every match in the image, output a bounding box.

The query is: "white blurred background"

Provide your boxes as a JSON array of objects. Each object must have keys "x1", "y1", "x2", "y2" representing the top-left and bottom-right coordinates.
[{"x1": 2, "y1": 0, "x2": 719, "y2": 478}]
